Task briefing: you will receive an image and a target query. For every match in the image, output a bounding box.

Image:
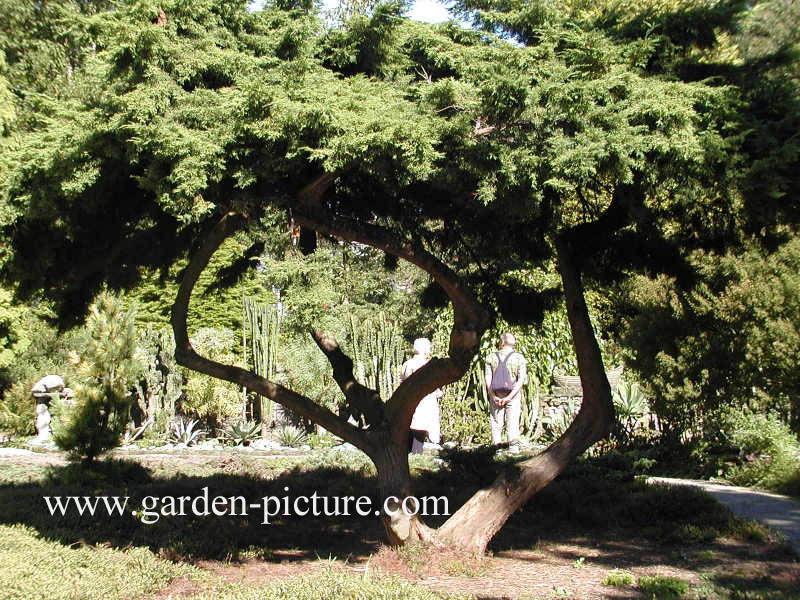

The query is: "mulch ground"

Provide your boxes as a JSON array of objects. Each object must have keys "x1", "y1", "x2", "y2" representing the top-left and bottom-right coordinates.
[{"x1": 142, "y1": 534, "x2": 798, "y2": 599}]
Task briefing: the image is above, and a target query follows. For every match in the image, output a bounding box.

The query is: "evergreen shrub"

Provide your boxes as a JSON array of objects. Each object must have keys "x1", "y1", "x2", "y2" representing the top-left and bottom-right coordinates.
[
  {"x1": 712, "y1": 408, "x2": 800, "y2": 495},
  {"x1": 52, "y1": 293, "x2": 140, "y2": 463}
]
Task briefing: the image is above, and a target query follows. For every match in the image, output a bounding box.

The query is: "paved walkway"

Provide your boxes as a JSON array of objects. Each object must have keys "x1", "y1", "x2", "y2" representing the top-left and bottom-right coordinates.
[
  {"x1": 649, "y1": 476, "x2": 800, "y2": 551},
  {"x1": 0, "y1": 448, "x2": 36, "y2": 457}
]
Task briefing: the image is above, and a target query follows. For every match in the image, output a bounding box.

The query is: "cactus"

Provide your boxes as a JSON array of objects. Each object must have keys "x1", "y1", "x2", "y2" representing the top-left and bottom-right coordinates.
[
  {"x1": 346, "y1": 312, "x2": 403, "y2": 399},
  {"x1": 133, "y1": 327, "x2": 182, "y2": 435},
  {"x1": 242, "y1": 297, "x2": 281, "y2": 436}
]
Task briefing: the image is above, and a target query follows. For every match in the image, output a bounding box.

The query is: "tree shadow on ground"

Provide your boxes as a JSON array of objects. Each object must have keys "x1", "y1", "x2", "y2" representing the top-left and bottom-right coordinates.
[
  {"x1": 0, "y1": 451, "x2": 795, "y2": 573},
  {"x1": 0, "y1": 457, "x2": 385, "y2": 562}
]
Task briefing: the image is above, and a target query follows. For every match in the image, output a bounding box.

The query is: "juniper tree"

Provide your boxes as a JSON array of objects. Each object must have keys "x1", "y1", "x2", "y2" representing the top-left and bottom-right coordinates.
[{"x1": 1, "y1": 0, "x2": 796, "y2": 551}]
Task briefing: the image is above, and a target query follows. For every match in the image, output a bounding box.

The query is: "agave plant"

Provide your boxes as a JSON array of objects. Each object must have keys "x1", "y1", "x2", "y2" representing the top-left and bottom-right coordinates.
[
  {"x1": 121, "y1": 417, "x2": 152, "y2": 446},
  {"x1": 170, "y1": 417, "x2": 205, "y2": 446},
  {"x1": 222, "y1": 420, "x2": 261, "y2": 446},
  {"x1": 613, "y1": 382, "x2": 649, "y2": 439},
  {"x1": 276, "y1": 424, "x2": 308, "y2": 448},
  {"x1": 540, "y1": 400, "x2": 580, "y2": 444}
]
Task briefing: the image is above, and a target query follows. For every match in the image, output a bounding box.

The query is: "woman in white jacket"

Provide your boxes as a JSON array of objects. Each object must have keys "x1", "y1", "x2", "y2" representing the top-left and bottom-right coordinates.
[{"x1": 400, "y1": 338, "x2": 442, "y2": 454}]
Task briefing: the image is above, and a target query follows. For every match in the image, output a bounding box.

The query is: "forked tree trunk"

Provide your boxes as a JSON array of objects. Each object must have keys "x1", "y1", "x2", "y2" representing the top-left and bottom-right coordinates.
[
  {"x1": 371, "y1": 432, "x2": 437, "y2": 545},
  {"x1": 172, "y1": 199, "x2": 615, "y2": 555},
  {"x1": 435, "y1": 237, "x2": 615, "y2": 553}
]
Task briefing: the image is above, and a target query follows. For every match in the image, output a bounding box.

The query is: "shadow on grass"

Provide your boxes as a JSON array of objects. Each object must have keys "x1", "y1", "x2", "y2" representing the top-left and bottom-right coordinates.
[
  {"x1": 0, "y1": 457, "x2": 384, "y2": 562},
  {"x1": 0, "y1": 450, "x2": 794, "y2": 571},
  {"x1": 421, "y1": 449, "x2": 758, "y2": 554}
]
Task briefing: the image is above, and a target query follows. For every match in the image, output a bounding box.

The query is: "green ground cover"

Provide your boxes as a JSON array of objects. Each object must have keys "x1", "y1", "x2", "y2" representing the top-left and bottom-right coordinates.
[
  {"x1": 0, "y1": 523, "x2": 198, "y2": 600},
  {"x1": 0, "y1": 449, "x2": 796, "y2": 599}
]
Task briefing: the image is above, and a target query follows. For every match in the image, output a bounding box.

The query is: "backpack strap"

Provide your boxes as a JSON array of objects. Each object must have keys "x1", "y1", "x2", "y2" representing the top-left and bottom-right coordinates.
[{"x1": 497, "y1": 351, "x2": 513, "y2": 365}]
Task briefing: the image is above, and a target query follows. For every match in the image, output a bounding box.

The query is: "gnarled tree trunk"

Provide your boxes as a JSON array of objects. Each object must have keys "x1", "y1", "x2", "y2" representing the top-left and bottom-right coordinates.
[
  {"x1": 435, "y1": 235, "x2": 614, "y2": 553},
  {"x1": 368, "y1": 430, "x2": 437, "y2": 544},
  {"x1": 171, "y1": 175, "x2": 621, "y2": 555}
]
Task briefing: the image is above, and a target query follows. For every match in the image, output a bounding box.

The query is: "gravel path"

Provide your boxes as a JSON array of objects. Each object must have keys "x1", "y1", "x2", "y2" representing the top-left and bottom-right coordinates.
[
  {"x1": 0, "y1": 448, "x2": 36, "y2": 457},
  {"x1": 649, "y1": 476, "x2": 800, "y2": 551}
]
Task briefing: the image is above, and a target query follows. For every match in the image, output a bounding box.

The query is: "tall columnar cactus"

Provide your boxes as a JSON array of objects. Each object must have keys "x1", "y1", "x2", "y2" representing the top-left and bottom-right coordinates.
[
  {"x1": 242, "y1": 297, "x2": 281, "y2": 435},
  {"x1": 134, "y1": 327, "x2": 182, "y2": 434},
  {"x1": 346, "y1": 313, "x2": 403, "y2": 400}
]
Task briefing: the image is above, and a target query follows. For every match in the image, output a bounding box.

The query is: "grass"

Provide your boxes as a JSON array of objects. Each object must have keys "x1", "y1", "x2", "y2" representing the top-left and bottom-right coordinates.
[
  {"x1": 440, "y1": 555, "x2": 491, "y2": 578},
  {"x1": 181, "y1": 566, "x2": 470, "y2": 599},
  {"x1": 485, "y1": 453, "x2": 762, "y2": 550},
  {"x1": 395, "y1": 541, "x2": 430, "y2": 576},
  {"x1": 0, "y1": 450, "x2": 784, "y2": 562},
  {"x1": 602, "y1": 569, "x2": 634, "y2": 586},
  {"x1": 698, "y1": 572, "x2": 800, "y2": 600},
  {"x1": 0, "y1": 448, "x2": 796, "y2": 599},
  {"x1": 0, "y1": 523, "x2": 198, "y2": 600},
  {"x1": 637, "y1": 575, "x2": 689, "y2": 599}
]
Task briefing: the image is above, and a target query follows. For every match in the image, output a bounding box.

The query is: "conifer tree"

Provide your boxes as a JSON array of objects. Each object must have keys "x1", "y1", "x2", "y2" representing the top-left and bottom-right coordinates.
[{"x1": 53, "y1": 293, "x2": 140, "y2": 464}]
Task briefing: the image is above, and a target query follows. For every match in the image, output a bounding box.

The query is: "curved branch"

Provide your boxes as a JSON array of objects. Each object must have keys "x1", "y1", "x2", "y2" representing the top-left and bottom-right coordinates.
[
  {"x1": 310, "y1": 330, "x2": 386, "y2": 428},
  {"x1": 293, "y1": 204, "x2": 490, "y2": 444},
  {"x1": 170, "y1": 212, "x2": 369, "y2": 450},
  {"x1": 296, "y1": 209, "x2": 483, "y2": 325},
  {"x1": 437, "y1": 234, "x2": 615, "y2": 552},
  {"x1": 560, "y1": 177, "x2": 643, "y2": 259}
]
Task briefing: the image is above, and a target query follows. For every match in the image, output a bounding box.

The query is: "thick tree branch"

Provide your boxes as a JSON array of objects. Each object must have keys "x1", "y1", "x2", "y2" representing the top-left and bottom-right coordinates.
[
  {"x1": 310, "y1": 330, "x2": 386, "y2": 429},
  {"x1": 437, "y1": 234, "x2": 615, "y2": 552},
  {"x1": 170, "y1": 212, "x2": 369, "y2": 450},
  {"x1": 293, "y1": 174, "x2": 490, "y2": 445},
  {"x1": 294, "y1": 207, "x2": 489, "y2": 443},
  {"x1": 436, "y1": 182, "x2": 645, "y2": 551},
  {"x1": 560, "y1": 178, "x2": 643, "y2": 258}
]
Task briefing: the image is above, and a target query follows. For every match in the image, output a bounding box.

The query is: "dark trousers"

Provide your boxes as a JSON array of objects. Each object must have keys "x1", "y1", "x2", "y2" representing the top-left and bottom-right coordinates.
[{"x1": 409, "y1": 430, "x2": 426, "y2": 454}]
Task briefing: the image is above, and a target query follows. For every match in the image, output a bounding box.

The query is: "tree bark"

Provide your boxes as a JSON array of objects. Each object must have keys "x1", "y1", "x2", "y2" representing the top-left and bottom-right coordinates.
[
  {"x1": 370, "y1": 432, "x2": 438, "y2": 545},
  {"x1": 171, "y1": 179, "x2": 620, "y2": 554},
  {"x1": 293, "y1": 206, "x2": 489, "y2": 447},
  {"x1": 436, "y1": 235, "x2": 615, "y2": 553}
]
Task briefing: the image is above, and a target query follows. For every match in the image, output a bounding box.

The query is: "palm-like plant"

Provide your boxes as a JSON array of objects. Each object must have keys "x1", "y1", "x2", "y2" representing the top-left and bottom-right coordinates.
[
  {"x1": 221, "y1": 420, "x2": 261, "y2": 446},
  {"x1": 170, "y1": 417, "x2": 205, "y2": 446},
  {"x1": 613, "y1": 382, "x2": 649, "y2": 443},
  {"x1": 276, "y1": 424, "x2": 308, "y2": 448}
]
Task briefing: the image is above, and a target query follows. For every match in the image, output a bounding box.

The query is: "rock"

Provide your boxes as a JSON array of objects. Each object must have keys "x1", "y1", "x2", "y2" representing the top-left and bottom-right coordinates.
[
  {"x1": 250, "y1": 439, "x2": 281, "y2": 450},
  {"x1": 443, "y1": 441, "x2": 458, "y2": 450},
  {"x1": 300, "y1": 444, "x2": 311, "y2": 451},
  {"x1": 31, "y1": 375, "x2": 65, "y2": 398}
]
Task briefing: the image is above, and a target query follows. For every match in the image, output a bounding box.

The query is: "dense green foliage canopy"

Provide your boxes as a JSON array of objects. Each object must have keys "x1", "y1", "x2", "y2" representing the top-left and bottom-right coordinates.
[
  {"x1": 5, "y1": 0, "x2": 791, "y2": 317},
  {"x1": 1, "y1": 0, "x2": 798, "y2": 553}
]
